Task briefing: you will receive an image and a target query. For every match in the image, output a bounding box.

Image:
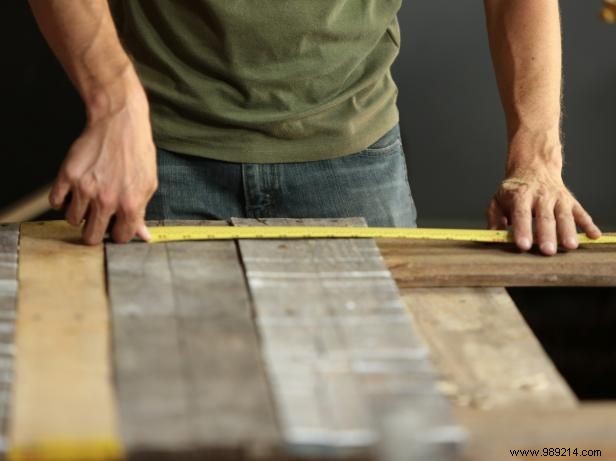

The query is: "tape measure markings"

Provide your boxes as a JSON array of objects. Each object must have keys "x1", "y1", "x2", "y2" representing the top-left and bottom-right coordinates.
[{"x1": 148, "y1": 226, "x2": 616, "y2": 245}]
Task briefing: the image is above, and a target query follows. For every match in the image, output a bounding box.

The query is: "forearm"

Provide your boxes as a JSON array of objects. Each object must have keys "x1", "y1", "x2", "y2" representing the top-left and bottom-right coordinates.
[
  {"x1": 29, "y1": 0, "x2": 156, "y2": 245},
  {"x1": 484, "y1": 0, "x2": 563, "y2": 174},
  {"x1": 28, "y1": 0, "x2": 142, "y2": 117}
]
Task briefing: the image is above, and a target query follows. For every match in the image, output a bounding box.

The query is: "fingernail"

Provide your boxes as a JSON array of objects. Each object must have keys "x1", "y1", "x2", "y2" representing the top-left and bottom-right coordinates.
[
  {"x1": 141, "y1": 226, "x2": 152, "y2": 242},
  {"x1": 518, "y1": 238, "x2": 531, "y2": 250},
  {"x1": 541, "y1": 242, "x2": 556, "y2": 254},
  {"x1": 566, "y1": 237, "x2": 578, "y2": 248}
]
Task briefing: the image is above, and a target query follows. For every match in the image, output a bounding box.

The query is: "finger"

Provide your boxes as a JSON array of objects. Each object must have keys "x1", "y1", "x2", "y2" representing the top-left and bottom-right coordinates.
[
  {"x1": 65, "y1": 190, "x2": 90, "y2": 226},
  {"x1": 82, "y1": 203, "x2": 114, "y2": 246},
  {"x1": 136, "y1": 222, "x2": 152, "y2": 242},
  {"x1": 510, "y1": 197, "x2": 533, "y2": 251},
  {"x1": 555, "y1": 202, "x2": 578, "y2": 250},
  {"x1": 534, "y1": 200, "x2": 558, "y2": 256},
  {"x1": 573, "y1": 204, "x2": 602, "y2": 239},
  {"x1": 112, "y1": 203, "x2": 143, "y2": 244},
  {"x1": 49, "y1": 177, "x2": 71, "y2": 210},
  {"x1": 486, "y1": 200, "x2": 508, "y2": 230}
]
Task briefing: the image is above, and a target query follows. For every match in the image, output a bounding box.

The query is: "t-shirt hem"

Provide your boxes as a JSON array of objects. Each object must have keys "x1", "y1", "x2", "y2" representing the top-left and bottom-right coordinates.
[{"x1": 153, "y1": 113, "x2": 399, "y2": 164}]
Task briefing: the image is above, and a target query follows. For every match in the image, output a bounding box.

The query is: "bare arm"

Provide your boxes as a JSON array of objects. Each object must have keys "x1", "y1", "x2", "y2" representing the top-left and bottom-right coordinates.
[
  {"x1": 483, "y1": 0, "x2": 600, "y2": 255},
  {"x1": 29, "y1": 0, "x2": 157, "y2": 244}
]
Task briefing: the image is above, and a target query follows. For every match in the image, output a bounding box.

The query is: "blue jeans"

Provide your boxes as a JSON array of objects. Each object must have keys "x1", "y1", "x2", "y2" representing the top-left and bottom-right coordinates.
[{"x1": 146, "y1": 124, "x2": 417, "y2": 227}]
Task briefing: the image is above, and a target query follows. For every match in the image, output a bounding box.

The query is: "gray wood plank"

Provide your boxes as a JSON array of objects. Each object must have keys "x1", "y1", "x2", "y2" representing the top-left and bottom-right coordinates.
[
  {"x1": 107, "y1": 241, "x2": 193, "y2": 453},
  {"x1": 0, "y1": 224, "x2": 18, "y2": 455},
  {"x1": 107, "y1": 221, "x2": 280, "y2": 459},
  {"x1": 233, "y1": 218, "x2": 463, "y2": 460}
]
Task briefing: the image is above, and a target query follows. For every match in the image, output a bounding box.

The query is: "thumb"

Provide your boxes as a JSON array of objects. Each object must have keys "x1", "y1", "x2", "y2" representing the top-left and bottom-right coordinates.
[{"x1": 136, "y1": 222, "x2": 152, "y2": 242}]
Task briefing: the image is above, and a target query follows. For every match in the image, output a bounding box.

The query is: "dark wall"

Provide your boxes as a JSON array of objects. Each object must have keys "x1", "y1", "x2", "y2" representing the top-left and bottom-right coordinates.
[
  {"x1": 1, "y1": 1, "x2": 82, "y2": 206},
  {"x1": 1, "y1": 1, "x2": 614, "y2": 229}
]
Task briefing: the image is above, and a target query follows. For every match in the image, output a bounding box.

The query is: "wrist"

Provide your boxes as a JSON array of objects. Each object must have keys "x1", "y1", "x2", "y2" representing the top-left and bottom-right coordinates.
[
  {"x1": 506, "y1": 127, "x2": 563, "y2": 175},
  {"x1": 83, "y1": 66, "x2": 149, "y2": 122}
]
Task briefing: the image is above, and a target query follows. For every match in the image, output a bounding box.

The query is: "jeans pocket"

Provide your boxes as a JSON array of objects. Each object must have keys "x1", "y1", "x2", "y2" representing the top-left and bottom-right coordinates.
[{"x1": 357, "y1": 124, "x2": 402, "y2": 157}]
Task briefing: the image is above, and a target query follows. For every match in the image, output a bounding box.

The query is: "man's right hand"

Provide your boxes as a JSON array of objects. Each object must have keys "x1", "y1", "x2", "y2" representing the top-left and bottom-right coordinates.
[
  {"x1": 49, "y1": 71, "x2": 157, "y2": 245},
  {"x1": 28, "y1": 0, "x2": 157, "y2": 245}
]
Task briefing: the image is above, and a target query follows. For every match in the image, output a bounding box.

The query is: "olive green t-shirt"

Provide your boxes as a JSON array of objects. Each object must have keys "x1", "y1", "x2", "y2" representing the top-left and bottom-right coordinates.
[{"x1": 113, "y1": 1, "x2": 403, "y2": 163}]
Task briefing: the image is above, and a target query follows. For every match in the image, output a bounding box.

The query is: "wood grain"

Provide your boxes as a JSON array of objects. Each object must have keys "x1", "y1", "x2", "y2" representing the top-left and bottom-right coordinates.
[
  {"x1": 233, "y1": 218, "x2": 463, "y2": 460},
  {"x1": 380, "y1": 239, "x2": 616, "y2": 287},
  {"x1": 9, "y1": 221, "x2": 121, "y2": 461},
  {"x1": 0, "y1": 224, "x2": 18, "y2": 455},
  {"x1": 106, "y1": 220, "x2": 279, "y2": 459},
  {"x1": 457, "y1": 404, "x2": 616, "y2": 461},
  {"x1": 400, "y1": 288, "x2": 577, "y2": 411}
]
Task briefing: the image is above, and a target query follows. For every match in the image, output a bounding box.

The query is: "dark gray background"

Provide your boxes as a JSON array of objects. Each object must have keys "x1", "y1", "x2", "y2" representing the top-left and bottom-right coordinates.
[{"x1": 1, "y1": 1, "x2": 615, "y2": 229}]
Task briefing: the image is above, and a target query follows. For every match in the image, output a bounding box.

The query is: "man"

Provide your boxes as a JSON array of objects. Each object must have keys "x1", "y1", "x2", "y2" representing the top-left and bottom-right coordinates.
[{"x1": 29, "y1": 0, "x2": 601, "y2": 255}]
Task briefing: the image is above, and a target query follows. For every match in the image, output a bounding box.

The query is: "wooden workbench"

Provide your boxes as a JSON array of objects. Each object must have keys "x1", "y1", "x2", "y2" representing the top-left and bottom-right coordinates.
[
  {"x1": 381, "y1": 239, "x2": 616, "y2": 460},
  {"x1": 0, "y1": 220, "x2": 615, "y2": 461}
]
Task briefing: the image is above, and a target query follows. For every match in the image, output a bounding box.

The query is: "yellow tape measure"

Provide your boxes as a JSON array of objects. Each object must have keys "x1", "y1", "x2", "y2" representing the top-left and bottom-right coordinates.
[{"x1": 148, "y1": 226, "x2": 616, "y2": 245}]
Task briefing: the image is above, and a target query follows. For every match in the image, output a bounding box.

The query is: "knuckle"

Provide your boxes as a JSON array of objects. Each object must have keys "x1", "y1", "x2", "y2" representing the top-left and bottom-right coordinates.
[
  {"x1": 77, "y1": 179, "x2": 95, "y2": 198},
  {"x1": 509, "y1": 186, "x2": 528, "y2": 197},
  {"x1": 511, "y1": 209, "x2": 530, "y2": 219},
  {"x1": 535, "y1": 213, "x2": 555, "y2": 223},
  {"x1": 120, "y1": 200, "x2": 140, "y2": 217},
  {"x1": 555, "y1": 213, "x2": 572, "y2": 222},
  {"x1": 511, "y1": 195, "x2": 529, "y2": 208},
  {"x1": 63, "y1": 167, "x2": 81, "y2": 184},
  {"x1": 97, "y1": 192, "x2": 117, "y2": 211}
]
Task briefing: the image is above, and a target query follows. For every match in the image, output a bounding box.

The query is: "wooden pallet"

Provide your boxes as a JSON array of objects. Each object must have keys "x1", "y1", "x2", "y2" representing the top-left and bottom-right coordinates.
[{"x1": 1, "y1": 220, "x2": 615, "y2": 461}]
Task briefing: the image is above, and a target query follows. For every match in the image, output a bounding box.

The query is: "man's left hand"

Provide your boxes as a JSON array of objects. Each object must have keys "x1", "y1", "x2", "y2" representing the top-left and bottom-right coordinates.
[{"x1": 487, "y1": 165, "x2": 602, "y2": 256}]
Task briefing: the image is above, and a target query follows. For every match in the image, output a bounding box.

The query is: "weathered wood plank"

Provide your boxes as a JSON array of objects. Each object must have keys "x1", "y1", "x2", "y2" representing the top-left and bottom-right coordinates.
[
  {"x1": 380, "y1": 239, "x2": 616, "y2": 287},
  {"x1": 107, "y1": 240, "x2": 193, "y2": 455},
  {"x1": 233, "y1": 218, "x2": 463, "y2": 460},
  {"x1": 106, "y1": 220, "x2": 279, "y2": 459},
  {"x1": 0, "y1": 224, "x2": 18, "y2": 455},
  {"x1": 400, "y1": 288, "x2": 578, "y2": 411},
  {"x1": 457, "y1": 404, "x2": 616, "y2": 461},
  {"x1": 9, "y1": 221, "x2": 121, "y2": 460}
]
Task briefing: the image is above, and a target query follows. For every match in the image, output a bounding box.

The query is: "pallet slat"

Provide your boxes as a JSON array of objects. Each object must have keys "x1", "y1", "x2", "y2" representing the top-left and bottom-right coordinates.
[
  {"x1": 233, "y1": 218, "x2": 463, "y2": 460},
  {"x1": 400, "y1": 288, "x2": 577, "y2": 410},
  {"x1": 457, "y1": 404, "x2": 616, "y2": 461},
  {"x1": 380, "y1": 239, "x2": 616, "y2": 287},
  {"x1": 9, "y1": 221, "x2": 121, "y2": 461},
  {"x1": 106, "y1": 221, "x2": 279, "y2": 459},
  {"x1": 0, "y1": 224, "x2": 18, "y2": 455}
]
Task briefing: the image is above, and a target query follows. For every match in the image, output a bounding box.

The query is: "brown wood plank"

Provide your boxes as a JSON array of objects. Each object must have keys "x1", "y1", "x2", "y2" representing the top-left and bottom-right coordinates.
[
  {"x1": 400, "y1": 288, "x2": 577, "y2": 411},
  {"x1": 0, "y1": 224, "x2": 18, "y2": 455},
  {"x1": 380, "y1": 239, "x2": 616, "y2": 287},
  {"x1": 106, "y1": 221, "x2": 279, "y2": 459},
  {"x1": 233, "y1": 218, "x2": 463, "y2": 460},
  {"x1": 457, "y1": 404, "x2": 616, "y2": 461},
  {"x1": 9, "y1": 221, "x2": 121, "y2": 461}
]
